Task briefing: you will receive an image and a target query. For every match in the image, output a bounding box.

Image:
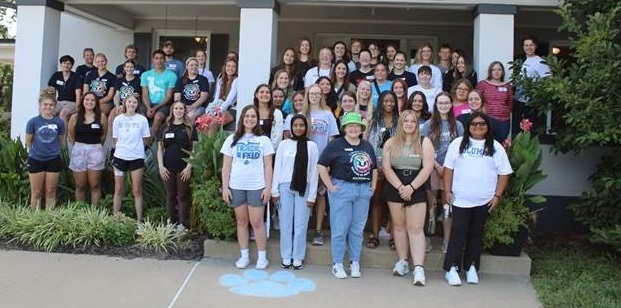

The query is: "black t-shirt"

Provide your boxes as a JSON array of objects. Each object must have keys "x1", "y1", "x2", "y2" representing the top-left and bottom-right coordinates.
[
  {"x1": 174, "y1": 75, "x2": 210, "y2": 106},
  {"x1": 350, "y1": 69, "x2": 375, "y2": 87},
  {"x1": 47, "y1": 71, "x2": 81, "y2": 102},
  {"x1": 75, "y1": 64, "x2": 96, "y2": 83},
  {"x1": 259, "y1": 118, "x2": 273, "y2": 139},
  {"x1": 115, "y1": 63, "x2": 146, "y2": 78},
  {"x1": 159, "y1": 123, "x2": 198, "y2": 172},
  {"x1": 116, "y1": 76, "x2": 141, "y2": 104},
  {"x1": 318, "y1": 137, "x2": 377, "y2": 183},
  {"x1": 388, "y1": 70, "x2": 418, "y2": 88},
  {"x1": 74, "y1": 120, "x2": 103, "y2": 144},
  {"x1": 84, "y1": 71, "x2": 117, "y2": 100}
]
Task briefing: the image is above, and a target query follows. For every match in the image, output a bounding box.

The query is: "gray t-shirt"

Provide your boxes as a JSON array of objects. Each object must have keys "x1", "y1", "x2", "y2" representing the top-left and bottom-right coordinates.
[{"x1": 421, "y1": 118, "x2": 464, "y2": 164}]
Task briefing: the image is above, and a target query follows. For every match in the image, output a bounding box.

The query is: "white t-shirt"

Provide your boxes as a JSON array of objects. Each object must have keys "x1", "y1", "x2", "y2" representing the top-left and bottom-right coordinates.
[
  {"x1": 516, "y1": 56, "x2": 551, "y2": 103},
  {"x1": 408, "y1": 64, "x2": 443, "y2": 89},
  {"x1": 112, "y1": 113, "x2": 151, "y2": 160},
  {"x1": 443, "y1": 137, "x2": 513, "y2": 208},
  {"x1": 304, "y1": 66, "x2": 332, "y2": 88},
  {"x1": 220, "y1": 134, "x2": 275, "y2": 190},
  {"x1": 407, "y1": 85, "x2": 443, "y2": 113},
  {"x1": 271, "y1": 139, "x2": 319, "y2": 202}
]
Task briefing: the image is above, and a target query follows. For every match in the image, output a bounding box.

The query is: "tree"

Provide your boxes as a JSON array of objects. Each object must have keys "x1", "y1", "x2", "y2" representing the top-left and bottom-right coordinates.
[
  {"x1": 514, "y1": 1, "x2": 621, "y2": 250},
  {"x1": 0, "y1": 0, "x2": 16, "y2": 39}
]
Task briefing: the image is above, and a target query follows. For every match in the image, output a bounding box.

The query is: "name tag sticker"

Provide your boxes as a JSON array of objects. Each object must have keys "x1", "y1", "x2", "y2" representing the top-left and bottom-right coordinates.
[
  {"x1": 380, "y1": 127, "x2": 386, "y2": 132},
  {"x1": 133, "y1": 69, "x2": 140, "y2": 75},
  {"x1": 498, "y1": 87, "x2": 508, "y2": 92},
  {"x1": 365, "y1": 75, "x2": 375, "y2": 80},
  {"x1": 56, "y1": 80, "x2": 64, "y2": 86},
  {"x1": 165, "y1": 133, "x2": 175, "y2": 139},
  {"x1": 259, "y1": 120, "x2": 264, "y2": 125},
  {"x1": 345, "y1": 148, "x2": 353, "y2": 152},
  {"x1": 91, "y1": 123, "x2": 100, "y2": 129},
  {"x1": 48, "y1": 124, "x2": 58, "y2": 130}
]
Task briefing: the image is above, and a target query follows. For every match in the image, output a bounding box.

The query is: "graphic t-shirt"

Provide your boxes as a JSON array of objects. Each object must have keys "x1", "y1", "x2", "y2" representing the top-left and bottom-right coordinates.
[
  {"x1": 75, "y1": 64, "x2": 96, "y2": 82},
  {"x1": 48, "y1": 71, "x2": 81, "y2": 102},
  {"x1": 116, "y1": 77, "x2": 141, "y2": 104},
  {"x1": 421, "y1": 119, "x2": 464, "y2": 164},
  {"x1": 112, "y1": 114, "x2": 151, "y2": 160},
  {"x1": 26, "y1": 115, "x2": 65, "y2": 161},
  {"x1": 307, "y1": 109, "x2": 339, "y2": 155},
  {"x1": 174, "y1": 75, "x2": 209, "y2": 106},
  {"x1": 140, "y1": 69, "x2": 178, "y2": 106},
  {"x1": 350, "y1": 69, "x2": 375, "y2": 87},
  {"x1": 444, "y1": 137, "x2": 513, "y2": 208},
  {"x1": 84, "y1": 71, "x2": 117, "y2": 100},
  {"x1": 318, "y1": 137, "x2": 377, "y2": 183},
  {"x1": 220, "y1": 134, "x2": 275, "y2": 190}
]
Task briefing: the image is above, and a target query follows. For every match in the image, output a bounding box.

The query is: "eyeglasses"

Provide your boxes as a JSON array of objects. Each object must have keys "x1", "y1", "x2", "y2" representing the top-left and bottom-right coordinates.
[
  {"x1": 457, "y1": 87, "x2": 469, "y2": 92},
  {"x1": 309, "y1": 92, "x2": 322, "y2": 96},
  {"x1": 470, "y1": 121, "x2": 487, "y2": 127}
]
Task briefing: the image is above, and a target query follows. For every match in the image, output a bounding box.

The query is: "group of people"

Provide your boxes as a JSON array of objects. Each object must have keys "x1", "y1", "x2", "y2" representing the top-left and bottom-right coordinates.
[{"x1": 27, "y1": 34, "x2": 553, "y2": 286}]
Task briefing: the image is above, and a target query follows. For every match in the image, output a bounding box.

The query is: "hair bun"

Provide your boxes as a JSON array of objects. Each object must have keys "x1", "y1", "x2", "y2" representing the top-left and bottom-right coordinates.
[{"x1": 42, "y1": 87, "x2": 56, "y2": 97}]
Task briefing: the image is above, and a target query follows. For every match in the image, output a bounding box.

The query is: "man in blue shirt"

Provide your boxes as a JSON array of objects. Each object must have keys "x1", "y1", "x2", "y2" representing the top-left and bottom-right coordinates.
[
  {"x1": 141, "y1": 49, "x2": 177, "y2": 141},
  {"x1": 163, "y1": 41, "x2": 184, "y2": 78}
]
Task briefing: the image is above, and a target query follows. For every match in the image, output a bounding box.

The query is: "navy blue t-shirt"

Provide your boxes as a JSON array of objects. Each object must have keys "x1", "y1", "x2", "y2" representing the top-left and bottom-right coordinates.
[
  {"x1": 388, "y1": 70, "x2": 418, "y2": 88},
  {"x1": 318, "y1": 137, "x2": 377, "y2": 183},
  {"x1": 26, "y1": 115, "x2": 65, "y2": 161},
  {"x1": 75, "y1": 64, "x2": 96, "y2": 83},
  {"x1": 116, "y1": 76, "x2": 141, "y2": 104},
  {"x1": 47, "y1": 71, "x2": 81, "y2": 102},
  {"x1": 174, "y1": 75, "x2": 209, "y2": 106},
  {"x1": 84, "y1": 71, "x2": 117, "y2": 100}
]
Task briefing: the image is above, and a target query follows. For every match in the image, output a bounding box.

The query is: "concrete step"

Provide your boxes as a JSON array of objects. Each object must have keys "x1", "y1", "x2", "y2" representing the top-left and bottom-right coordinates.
[{"x1": 204, "y1": 231, "x2": 531, "y2": 277}]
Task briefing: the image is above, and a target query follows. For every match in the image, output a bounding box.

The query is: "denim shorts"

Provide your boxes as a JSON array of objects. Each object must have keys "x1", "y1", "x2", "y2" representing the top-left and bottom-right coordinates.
[{"x1": 230, "y1": 188, "x2": 264, "y2": 207}]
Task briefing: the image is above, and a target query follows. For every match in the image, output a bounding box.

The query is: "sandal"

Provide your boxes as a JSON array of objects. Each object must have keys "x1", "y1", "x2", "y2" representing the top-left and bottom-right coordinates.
[
  {"x1": 366, "y1": 236, "x2": 379, "y2": 249},
  {"x1": 389, "y1": 239, "x2": 396, "y2": 250}
]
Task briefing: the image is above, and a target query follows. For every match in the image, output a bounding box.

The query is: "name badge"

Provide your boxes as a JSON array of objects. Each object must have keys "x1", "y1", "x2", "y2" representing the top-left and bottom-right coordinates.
[
  {"x1": 365, "y1": 75, "x2": 375, "y2": 80},
  {"x1": 165, "y1": 133, "x2": 175, "y2": 139},
  {"x1": 48, "y1": 124, "x2": 58, "y2": 130},
  {"x1": 344, "y1": 148, "x2": 353, "y2": 152},
  {"x1": 133, "y1": 69, "x2": 140, "y2": 75},
  {"x1": 259, "y1": 120, "x2": 264, "y2": 125},
  {"x1": 498, "y1": 87, "x2": 508, "y2": 92},
  {"x1": 56, "y1": 80, "x2": 64, "y2": 86},
  {"x1": 380, "y1": 127, "x2": 386, "y2": 132},
  {"x1": 91, "y1": 123, "x2": 100, "y2": 129}
]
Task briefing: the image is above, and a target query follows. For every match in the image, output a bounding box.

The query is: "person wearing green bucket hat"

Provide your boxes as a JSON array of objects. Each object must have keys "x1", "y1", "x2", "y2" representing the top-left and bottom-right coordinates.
[{"x1": 318, "y1": 111, "x2": 377, "y2": 279}]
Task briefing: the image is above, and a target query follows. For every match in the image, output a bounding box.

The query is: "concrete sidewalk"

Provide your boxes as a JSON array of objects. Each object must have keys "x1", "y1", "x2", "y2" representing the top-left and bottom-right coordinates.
[{"x1": 0, "y1": 250, "x2": 542, "y2": 308}]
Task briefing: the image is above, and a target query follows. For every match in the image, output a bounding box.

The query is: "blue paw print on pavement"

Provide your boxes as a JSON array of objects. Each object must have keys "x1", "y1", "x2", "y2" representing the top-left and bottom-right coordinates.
[{"x1": 219, "y1": 269, "x2": 316, "y2": 298}]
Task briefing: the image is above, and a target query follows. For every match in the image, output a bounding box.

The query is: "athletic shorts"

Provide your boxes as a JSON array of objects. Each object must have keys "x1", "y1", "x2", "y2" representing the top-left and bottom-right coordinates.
[
  {"x1": 112, "y1": 157, "x2": 144, "y2": 174},
  {"x1": 69, "y1": 142, "x2": 104, "y2": 172},
  {"x1": 230, "y1": 188, "x2": 264, "y2": 207},
  {"x1": 27, "y1": 156, "x2": 63, "y2": 173}
]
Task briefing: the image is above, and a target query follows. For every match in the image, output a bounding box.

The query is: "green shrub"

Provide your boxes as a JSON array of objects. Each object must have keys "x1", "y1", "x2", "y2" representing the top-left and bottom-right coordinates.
[
  {"x1": 0, "y1": 138, "x2": 29, "y2": 204},
  {"x1": 194, "y1": 178, "x2": 235, "y2": 241},
  {"x1": 0, "y1": 201, "x2": 135, "y2": 251},
  {"x1": 135, "y1": 220, "x2": 183, "y2": 253}
]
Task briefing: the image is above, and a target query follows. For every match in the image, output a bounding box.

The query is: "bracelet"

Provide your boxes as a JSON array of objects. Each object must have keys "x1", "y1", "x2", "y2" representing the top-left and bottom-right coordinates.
[
  {"x1": 410, "y1": 183, "x2": 416, "y2": 190},
  {"x1": 398, "y1": 184, "x2": 403, "y2": 189},
  {"x1": 494, "y1": 194, "x2": 501, "y2": 199}
]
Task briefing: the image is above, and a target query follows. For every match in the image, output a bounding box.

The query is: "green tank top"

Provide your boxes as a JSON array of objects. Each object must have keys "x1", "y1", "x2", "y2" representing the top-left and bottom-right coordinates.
[{"x1": 391, "y1": 146, "x2": 422, "y2": 170}]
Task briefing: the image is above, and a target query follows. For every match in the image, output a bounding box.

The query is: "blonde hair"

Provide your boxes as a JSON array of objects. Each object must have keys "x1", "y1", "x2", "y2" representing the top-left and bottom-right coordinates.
[
  {"x1": 303, "y1": 84, "x2": 328, "y2": 120},
  {"x1": 355, "y1": 80, "x2": 374, "y2": 120},
  {"x1": 390, "y1": 110, "x2": 422, "y2": 159},
  {"x1": 39, "y1": 87, "x2": 57, "y2": 105},
  {"x1": 414, "y1": 43, "x2": 434, "y2": 64}
]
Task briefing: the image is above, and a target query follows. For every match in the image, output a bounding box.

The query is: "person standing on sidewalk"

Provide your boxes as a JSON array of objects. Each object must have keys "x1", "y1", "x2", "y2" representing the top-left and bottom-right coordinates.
[
  {"x1": 318, "y1": 112, "x2": 377, "y2": 279},
  {"x1": 442, "y1": 112, "x2": 512, "y2": 286},
  {"x1": 271, "y1": 114, "x2": 319, "y2": 270}
]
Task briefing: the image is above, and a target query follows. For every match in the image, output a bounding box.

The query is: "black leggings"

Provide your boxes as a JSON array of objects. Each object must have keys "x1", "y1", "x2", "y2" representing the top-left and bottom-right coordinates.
[
  {"x1": 163, "y1": 171, "x2": 191, "y2": 227},
  {"x1": 443, "y1": 205, "x2": 488, "y2": 272}
]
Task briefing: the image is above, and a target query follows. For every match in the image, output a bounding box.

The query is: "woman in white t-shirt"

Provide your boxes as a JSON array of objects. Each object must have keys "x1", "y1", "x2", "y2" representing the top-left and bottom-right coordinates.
[
  {"x1": 408, "y1": 44, "x2": 443, "y2": 89},
  {"x1": 221, "y1": 105, "x2": 275, "y2": 270},
  {"x1": 112, "y1": 94, "x2": 151, "y2": 221},
  {"x1": 442, "y1": 112, "x2": 512, "y2": 286}
]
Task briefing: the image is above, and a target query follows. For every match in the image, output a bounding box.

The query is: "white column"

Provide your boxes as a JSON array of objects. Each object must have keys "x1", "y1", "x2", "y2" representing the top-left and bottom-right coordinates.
[
  {"x1": 11, "y1": 1, "x2": 63, "y2": 139},
  {"x1": 473, "y1": 5, "x2": 516, "y2": 82},
  {"x1": 237, "y1": 0, "x2": 279, "y2": 112}
]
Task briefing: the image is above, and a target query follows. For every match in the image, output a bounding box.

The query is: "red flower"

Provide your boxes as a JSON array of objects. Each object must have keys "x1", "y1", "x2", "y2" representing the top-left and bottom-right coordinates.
[
  {"x1": 195, "y1": 114, "x2": 214, "y2": 132},
  {"x1": 520, "y1": 118, "x2": 533, "y2": 133}
]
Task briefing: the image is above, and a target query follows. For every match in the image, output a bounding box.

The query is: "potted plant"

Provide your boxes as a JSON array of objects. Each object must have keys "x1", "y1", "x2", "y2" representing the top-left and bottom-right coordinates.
[
  {"x1": 484, "y1": 119, "x2": 547, "y2": 256},
  {"x1": 187, "y1": 111, "x2": 236, "y2": 240}
]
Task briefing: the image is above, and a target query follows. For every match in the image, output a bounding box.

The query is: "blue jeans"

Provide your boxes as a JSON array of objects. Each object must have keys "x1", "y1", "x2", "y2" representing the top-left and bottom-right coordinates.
[
  {"x1": 328, "y1": 179, "x2": 373, "y2": 264},
  {"x1": 278, "y1": 183, "x2": 311, "y2": 262}
]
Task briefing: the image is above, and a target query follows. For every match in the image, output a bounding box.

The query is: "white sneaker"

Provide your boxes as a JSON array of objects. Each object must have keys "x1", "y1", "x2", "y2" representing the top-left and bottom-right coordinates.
[
  {"x1": 350, "y1": 261, "x2": 361, "y2": 278},
  {"x1": 413, "y1": 266, "x2": 426, "y2": 286},
  {"x1": 255, "y1": 258, "x2": 269, "y2": 270},
  {"x1": 445, "y1": 266, "x2": 462, "y2": 286},
  {"x1": 466, "y1": 265, "x2": 479, "y2": 284},
  {"x1": 235, "y1": 257, "x2": 250, "y2": 269},
  {"x1": 392, "y1": 259, "x2": 409, "y2": 276},
  {"x1": 332, "y1": 263, "x2": 347, "y2": 279}
]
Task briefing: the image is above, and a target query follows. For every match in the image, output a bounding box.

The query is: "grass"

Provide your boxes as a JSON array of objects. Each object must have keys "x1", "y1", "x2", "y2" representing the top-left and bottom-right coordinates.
[{"x1": 529, "y1": 237, "x2": 621, "y2": 308}]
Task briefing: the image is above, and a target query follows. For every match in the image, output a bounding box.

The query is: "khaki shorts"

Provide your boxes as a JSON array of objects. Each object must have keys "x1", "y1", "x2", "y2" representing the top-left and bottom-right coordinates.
[
  {"x1": 55, "y1": 100, "x2": 76, "y2": 114},
  {"x1": 429, "y1": 168, "x2": 444, "y2": 191}
]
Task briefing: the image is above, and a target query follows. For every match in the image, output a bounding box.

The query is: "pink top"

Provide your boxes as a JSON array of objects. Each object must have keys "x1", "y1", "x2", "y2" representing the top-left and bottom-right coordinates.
[
  {"x1": 452, "y1": 102, "x2": 470, "y2": 117},
  {"x1": 476, "y1": 80, "x2": 513, "y2": 122}
]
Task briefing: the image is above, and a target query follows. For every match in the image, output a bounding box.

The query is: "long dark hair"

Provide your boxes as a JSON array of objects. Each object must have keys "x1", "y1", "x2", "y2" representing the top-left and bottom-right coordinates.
[
  {"x1": 332, "y1": 41, "x2": 351, "y2": 63},
  {"x1": 315, "y1": 76, "x2": 338, "y2": 112},
  {"x1": 252, "y1": 84, "x2": 275, "y2": 131},
  {"x1": 275, "y1": 47, "x2": 299, "y2": 78},
  {"x1": 219, "y1": 59, "x2": 238, "y2": 101},
  {"x1": 406, "y1": 91, "x2": 431, "y2": 121},
  {"x1": 429, "y1": 92, "x2": 458, "y2": 147},
  {"x1": 77, "y1": 91, "x2": 102, "y2": 124},
  {"x1": 231, "y1": 105, "x2": 262, "y2": 147},
  {"x1": 459, "y1": 111, "x2": 495, "y2": 156}
]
